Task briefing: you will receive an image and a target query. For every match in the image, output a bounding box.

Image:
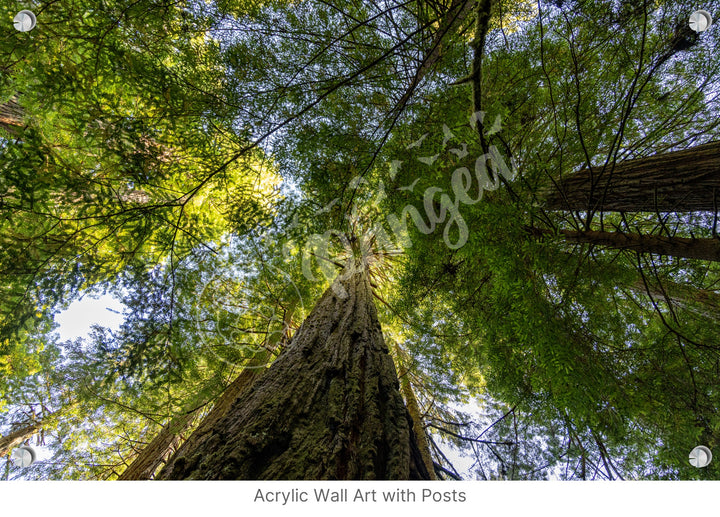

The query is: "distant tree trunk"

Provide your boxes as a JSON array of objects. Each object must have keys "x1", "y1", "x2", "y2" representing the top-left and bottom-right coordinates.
[
  {"x1": 0, "y1": 421, "x2": 39, "y2": 458},
  {"x1": 397, "y1": 0, "x2": 477, "y2": 106},
  {"x1": 556, "y1": 229, "x2": 720, "y2": 262},
  {"x1": 158, "y1": 261, "x2": 430, "y2": 480},
  {"x1": 396, "y1": 353, "x2": 436, "y2": 479},
  {"x1": 630, "y1": 278, "x2": 720, "y2": 319},
  {"x1": 117, "y1": 410, "x2": 198, "y2": 480},
  {"x1": 0, "y1": 97, "x2": 24, "y2": 135},
  {"x1": 118, "y1": 358, "x2": 270, "y2": 480},
  {"x1": 544, "y1": 141, "x2": 720, "y2": 212}
]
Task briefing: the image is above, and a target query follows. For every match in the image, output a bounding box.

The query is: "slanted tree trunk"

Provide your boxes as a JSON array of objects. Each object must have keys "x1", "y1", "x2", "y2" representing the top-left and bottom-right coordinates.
[
  {"x1": 629, "y1": 278, "x2": 720, "y2": 319},
  {"x1": 118, "y1": 410, "x2": 198, "y2": 480},
  {"x1": 154, "y1": 350, "x2": 280, "y2": 476},
  {"x1": 396, "y1": 348, "x2": 436, "y2": 480},
  {"x1": 397, "y1": 0, "x2": 477, "y2": 106},
  {"x1": 0, "y1": 97, "x2": 24, "y2": 135},
  {"x1": 0, "y1": 421, "x2": 39, "y2": 457},
  {"x1": 118, "y1": 358, "x2": 270, "y2": 480},
  {"x1": 527, "y1": 225, "x2": 720, "y2": 262},
  {"x1": 544, "y1": 141, "x2": 720, "y2": 212},
  {"x1": 120, "y1": 306, "x2": 296, "y2": 480},
  {"x1": 158, "y1": 261, "x2": 430, "y2": 480},
  {"x1": 557, "y1": 229, "x2": 720, "y2": 262}
]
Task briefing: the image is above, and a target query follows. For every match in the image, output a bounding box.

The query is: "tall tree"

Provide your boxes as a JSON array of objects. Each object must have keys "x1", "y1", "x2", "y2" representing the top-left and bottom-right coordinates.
[
  {"x1": 528, "y1": 226, "x2": 720, "y2": 262},
  {"x1": 0, "y1": 96, "x2": 23, "y2": 135},
  {"x1": 116, "y1": 409, "x2": 199, "y2": 481},
  {"x1": 4, "y1": 0, "x2": 720, "y2": 481},
  {"x1": 543, "y1": 141, "x2": 720, "y2": 213},
  {"x1": 159, "y1": 257, "x2": 430, "y2": 480}
]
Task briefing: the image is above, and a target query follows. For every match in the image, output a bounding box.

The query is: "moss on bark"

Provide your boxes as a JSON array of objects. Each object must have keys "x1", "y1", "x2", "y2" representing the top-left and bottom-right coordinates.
[{"x1": 158, "y1": 262, "x2": 430, "y2": 480}]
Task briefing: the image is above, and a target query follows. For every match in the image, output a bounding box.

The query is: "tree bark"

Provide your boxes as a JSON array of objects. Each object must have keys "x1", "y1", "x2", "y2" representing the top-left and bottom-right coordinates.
[
  {"x1": 544, "y1": 141, "x2": 720, "y2": 212},
  {"x1": 120, "y1": 306, "x2": 296, "y2": 480},
  {"x1": 557, "y1": 229, "x2": 720, "y2": 262},
  {"x1": 0, "y1": 421, "x2": 39, "y2": 458},
  {"x1": 0, "y1": 96, "x2": 24, "y2": 135},
  {"x1": 158, "y1": 261, "x2": 430, "y2": 480},
  {"x1": 117, "y1": 410, "x2": 198, "y2": 480},
  {"x1": 396, "y1": 349, "x2": 436, "y2": 480}
]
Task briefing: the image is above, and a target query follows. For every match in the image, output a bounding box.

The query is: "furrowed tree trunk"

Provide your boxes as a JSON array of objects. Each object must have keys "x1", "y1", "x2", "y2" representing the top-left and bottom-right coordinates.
[
  {"x1": 117, "y1": 410, "x2": 198, "y2": 480},
  {"x1": 120, "y1": 306, "x2": 296, "y2": 480},
  {"x1": 543, "y1": 141, "x2": 720, "y2": 212},
  {"x1": 0, "y1": 421, "x2": 39, "y2": 458},
  {"x1": 558, "y1": 229, "x2": 720, "y2": 262},
  {"x1": 158, "y1": 261, "x2": 430, "y2": 480},
  {"x1": 118, "y1": 356, "x2": 271, "y2": 480}
]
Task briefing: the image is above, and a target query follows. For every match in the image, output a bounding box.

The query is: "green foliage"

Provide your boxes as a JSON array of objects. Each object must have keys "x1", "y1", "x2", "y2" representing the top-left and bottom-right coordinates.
[
  {"x1": 0, "y1": 0, "x2": 280, "y2": 383},
  {"x1": 3, "y1": 0, "x2": 720, "y2": 480}
]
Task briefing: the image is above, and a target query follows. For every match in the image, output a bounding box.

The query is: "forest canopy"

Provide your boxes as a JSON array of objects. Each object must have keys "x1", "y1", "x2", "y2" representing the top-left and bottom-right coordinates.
[{"x1": 1, "y1": 0, "x2": 720, "y2": 480}]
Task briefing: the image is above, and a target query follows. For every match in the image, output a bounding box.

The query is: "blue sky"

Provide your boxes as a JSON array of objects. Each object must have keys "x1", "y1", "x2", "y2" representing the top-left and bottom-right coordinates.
[{"x1": 54, "y1": 294, "x2": 126, "y2": 342}]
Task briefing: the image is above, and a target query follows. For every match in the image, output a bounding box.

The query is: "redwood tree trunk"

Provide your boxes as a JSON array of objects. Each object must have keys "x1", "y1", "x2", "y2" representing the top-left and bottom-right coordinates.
[
  {"x1": 544, "y1": 141, "x2": 720, "y2": 212},
  {"x1": 399, "y1": 366, "x2": 436, "y2": 480},
  {"x1": 117, "y1": 411, "x2": 198, "y2": 480},
  {"x1": 0, "y1": 422, "x2": 39, "y2": 458},
  {"x1": 558, "y1": 229, "x2": 720, "y2": 262},
  {"x1": 156, "y1": 350, "x2": 277, "y2": 472},
  {"x1": 630, "y1": 278, "x2": 720, "y2": 319},
  {"x1": 143, "y1": 308, "x2": 295, "y2": 479},
  {"x1": 158, "y1": 262, "x2": 430, "y2": 480},
  {"x1": 0, "y1": 97, "x2": 24, "y2": 135}
]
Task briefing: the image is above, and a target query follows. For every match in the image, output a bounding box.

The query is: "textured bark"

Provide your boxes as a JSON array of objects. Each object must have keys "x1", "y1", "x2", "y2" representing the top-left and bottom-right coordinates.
[
  {"x1": 158, "y1": 262, "x2": 430, "y2": 480},
  {"x1": 0, "y1": 422, "x2": 39, "y2": 457},
  {"x1": 150, "y1": 306, "x2": 295, "y2": 478},
  {"x1": 119, "y1": 346, "x2": 283, "y2": 480},
  {"x1": 544, "y1": 141, "x2": 720, "y2": 212},
  {"x1": 557, "y1": 229, "x2": 720, "y2": 262},
  {"x1": 118, "y1": 411, "x2": 198, "y2": 480},
  {"x1": 157, "y1": 350, "x2": 276, "y2": 473},
  {"x1": 396, "y1": 348, "x2": 436, "y2": 480}
]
